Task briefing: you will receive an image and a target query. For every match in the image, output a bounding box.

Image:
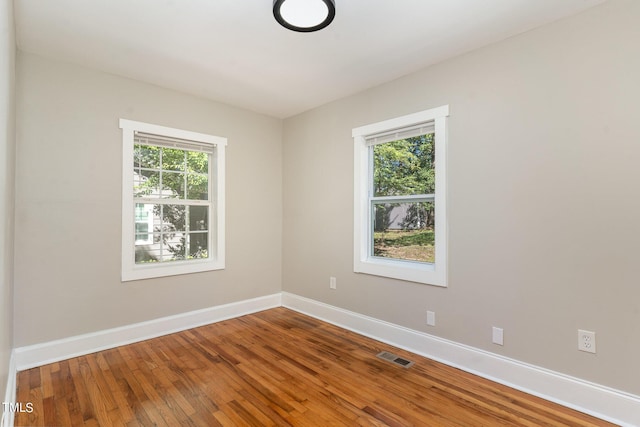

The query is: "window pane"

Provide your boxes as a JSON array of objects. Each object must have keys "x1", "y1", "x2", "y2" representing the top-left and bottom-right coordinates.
[
  {"x1": 160, "y1": 232, "x2": 187, "y2": 261},
  {"x1": 162, "y1": 148, "x2": 186, "y2": 171},
  {"x1": 187, "y1": 173, "x2": 208, "y2": 200},
  {"x1": 189, "y1": 205, "x2": 209, "y2": 231},
  {"x1": 188, "y1": 232, "x2": 209, "y2": 259},
  {"x1": 135, "y1": 234, "x2": 162, "y2": 264},
  {"x1": 373, "y1": 134, "x2": 435, "y2": 197},
  {"x1": 134, "y1": 203, "x2": 155, "y2": 244},
  {"x1": 372, "y1": 201, "x2": 435, "y2": 263},
  {"x1": 187, "y1": 151, "x2": 208, "y2": 174},
  {"x1": 160, "y1": 204, "x2": 186, "y2": 233},
  {"x1": 134, "y1": 145, "x2": 160, "y2": 169},
  {"x1": 161, "y1": 171, "x2": 186, "y2": 199},
  {"x1": 134, "y1": 169, "x2": 160, "y2": 197}
]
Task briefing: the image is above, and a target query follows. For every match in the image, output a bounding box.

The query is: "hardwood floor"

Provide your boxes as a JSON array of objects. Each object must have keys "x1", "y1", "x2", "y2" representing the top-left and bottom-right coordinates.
[{"x1": 15, "y1": 308, "x2": 614, "y2": 426}]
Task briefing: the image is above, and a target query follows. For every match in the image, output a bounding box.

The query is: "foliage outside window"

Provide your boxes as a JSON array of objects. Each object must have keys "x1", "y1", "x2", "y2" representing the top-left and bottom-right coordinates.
[
  {"x1": 353, "y1": 106, "x2": 448, "y2": 286},
  {"x1": 133, "y1": 143, "x2": 210, "y2": 263},
  {"x1": 372, "y1": 134, "x2": 435, "y2": 264},
  {"x1": 120, "y1": 119, "x2": 226, "y2": 281}
]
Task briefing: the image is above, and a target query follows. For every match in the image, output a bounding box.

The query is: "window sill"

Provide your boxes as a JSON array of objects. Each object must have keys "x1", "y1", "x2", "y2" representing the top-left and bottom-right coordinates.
[
  {"x1": 122, "y1": 259, "x2": 224, "y2": 282},
  {"x1": 354, "y1": 257, "x2": 446, "y2": 287}
]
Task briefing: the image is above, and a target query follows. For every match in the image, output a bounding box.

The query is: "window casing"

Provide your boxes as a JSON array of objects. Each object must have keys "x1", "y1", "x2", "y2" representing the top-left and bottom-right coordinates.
[
  {"x1": 120, "y1": 119, "x2": 226, "y2": 281},
  {"x1": 353, "y1": 106, "x2": 448, "y2": 286}
]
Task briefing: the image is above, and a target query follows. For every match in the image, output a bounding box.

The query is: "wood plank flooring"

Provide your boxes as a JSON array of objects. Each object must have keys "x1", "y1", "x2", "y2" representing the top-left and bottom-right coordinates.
[{"x1": 15, "y1": 307, "x2": 614, "y2": 426}]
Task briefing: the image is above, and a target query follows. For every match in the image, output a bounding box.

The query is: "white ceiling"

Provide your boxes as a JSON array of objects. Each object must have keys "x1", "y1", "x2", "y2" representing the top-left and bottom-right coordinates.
[{"x1": 14, "y1": 0, "x2": 606, "y2": 118}]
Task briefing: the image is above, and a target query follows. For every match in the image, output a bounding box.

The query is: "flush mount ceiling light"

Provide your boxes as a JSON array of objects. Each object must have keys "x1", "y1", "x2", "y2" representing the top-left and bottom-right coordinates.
[{"x1": 273, "y1": 0, "x2": 336, "y2": 33}]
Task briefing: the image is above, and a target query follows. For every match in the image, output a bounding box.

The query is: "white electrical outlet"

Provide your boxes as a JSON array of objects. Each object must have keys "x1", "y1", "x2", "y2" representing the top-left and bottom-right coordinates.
[
  {"x1": 426, "y1": 311, "x2": 436, "y2": 326},
  {"x1": 492, "y1": 327, "x2": 504, "y2": 346},
  {"x1": 329, "y1": 276, "x2": 337, "y2": 290},
  {"x1": 578, "y1": 329, "x2": 596, "y2": 353}
]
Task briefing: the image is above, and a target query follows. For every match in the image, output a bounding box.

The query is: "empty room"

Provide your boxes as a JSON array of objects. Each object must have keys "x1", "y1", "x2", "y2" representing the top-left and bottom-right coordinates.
[{"x1": 1, "y1": 0, "x2": 639, "y2": 425}]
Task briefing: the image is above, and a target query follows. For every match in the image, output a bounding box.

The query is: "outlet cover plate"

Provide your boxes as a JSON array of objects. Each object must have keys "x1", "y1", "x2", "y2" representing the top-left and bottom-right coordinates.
[
  {"x1": 492, "y1": 327, "x2": 504, "y2": 346},
  {"x1": 426, "y1": 311, "x2": 436, "y2": 326},
  {"x1": 578, "y1": 329, "x2": 596, "y2": 353}
]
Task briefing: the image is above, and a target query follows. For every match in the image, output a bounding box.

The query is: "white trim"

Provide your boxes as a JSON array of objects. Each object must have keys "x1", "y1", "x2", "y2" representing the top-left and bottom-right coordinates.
[
  {"x1": 119, "y1": 119, "x2": 227, "y2": 147},
  {"x1": 214, "y1": 142, "x2": 226, "y2": 268},
  {"x1": 352, "y1": 105, "x2": 449, "y2": 137},
  {"x1": 1, "y1": 350, "x2": 16, "y2": 427},
  {"x1": 353, "y1": 105, "x2": 448, "y2": 286},
  {"x1": 281, "y1": 292, "x2": 640, "y2": 427},
  {"x1": 14, "y1": 293, "x2": 281, "y2": 371}
]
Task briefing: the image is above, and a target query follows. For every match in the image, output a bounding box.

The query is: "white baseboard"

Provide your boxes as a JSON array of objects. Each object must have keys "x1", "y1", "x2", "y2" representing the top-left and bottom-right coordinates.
[
  {"x1": 1, "y1": 350, "x2": 16, "y2": 427},
  {"x1": 14, "y1": 293, "x2": 281, "y2": 372},
  {"x1": 281, "y1": 292, "x2": 640, "y2": 427}
]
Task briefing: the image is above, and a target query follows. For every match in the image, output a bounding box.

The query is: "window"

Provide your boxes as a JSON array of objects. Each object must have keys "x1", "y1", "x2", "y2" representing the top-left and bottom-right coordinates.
[
  {"x1": 120, "y1": 119, "x2": 226, "y2": 281},
  {"x1": 352, "y1": 105, "x2": 448, "y2": 286}
]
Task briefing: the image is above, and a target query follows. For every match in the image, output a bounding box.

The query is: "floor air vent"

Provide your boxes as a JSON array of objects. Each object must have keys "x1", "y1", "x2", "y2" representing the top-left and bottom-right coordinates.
[{"x1": 376, "y1": 351, "x2": 414, "y2": 368}]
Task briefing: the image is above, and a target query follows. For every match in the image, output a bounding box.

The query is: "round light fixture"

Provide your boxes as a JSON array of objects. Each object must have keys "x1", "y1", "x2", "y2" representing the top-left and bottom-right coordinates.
[{"x1": 273, "y1": 0, "x2": 336, "y2": 33}]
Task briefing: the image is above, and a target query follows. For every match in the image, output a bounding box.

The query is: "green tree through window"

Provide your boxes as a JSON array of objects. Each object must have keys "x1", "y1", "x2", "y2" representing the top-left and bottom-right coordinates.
[
  {"x1": 133, "y1": 144, "x2": 210, "y2": 263},
  {"x1": 372, "y1": 134, "x2": 435, "y2": 263}
]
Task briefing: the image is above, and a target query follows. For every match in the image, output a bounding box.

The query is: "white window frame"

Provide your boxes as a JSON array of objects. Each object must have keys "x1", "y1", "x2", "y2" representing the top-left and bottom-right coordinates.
[
  {"x1": 352, "y1": 105, "x2": 448, "y2": 286},
  {"x1": 120, "y1": 119, "x2": 226, "y2": 281}
]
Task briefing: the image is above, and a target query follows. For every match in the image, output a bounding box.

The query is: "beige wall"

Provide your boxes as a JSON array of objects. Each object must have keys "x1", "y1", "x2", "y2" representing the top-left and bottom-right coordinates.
[
  {"x1": 283, "y1": 0, "x2": 640, "y2": 395},
  {"x1": 0, "y1": 0, "x2": 15, "y2": 404},
  {"x1": 14, "y1": 52, "x2": 283, "y2": 346}
]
